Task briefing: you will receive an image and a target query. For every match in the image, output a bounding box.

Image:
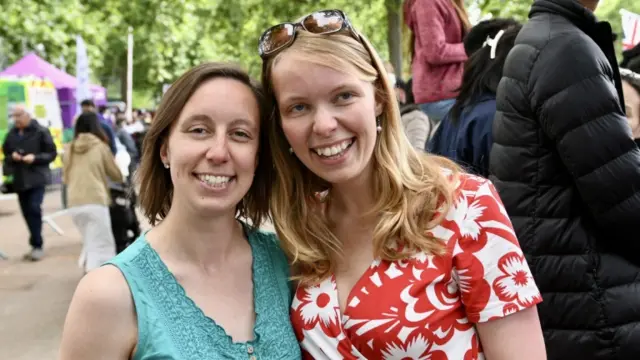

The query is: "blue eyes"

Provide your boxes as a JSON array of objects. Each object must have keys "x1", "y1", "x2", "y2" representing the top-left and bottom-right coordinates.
[
  {"x1": 291, "y1": 104, "x2": 306, "y2": 113},
  {"x1": 288, "y1": 92, "x2": 355, "y2": 114}
]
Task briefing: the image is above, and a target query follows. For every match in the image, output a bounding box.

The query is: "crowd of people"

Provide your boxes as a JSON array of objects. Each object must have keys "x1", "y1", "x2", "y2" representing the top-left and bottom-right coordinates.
[
  {"x1": 2, "y1": 99, "x2": 149, "y2": 266},
  {"x1": 3, "y1": 0, "x2": 639, "y2": 359}
]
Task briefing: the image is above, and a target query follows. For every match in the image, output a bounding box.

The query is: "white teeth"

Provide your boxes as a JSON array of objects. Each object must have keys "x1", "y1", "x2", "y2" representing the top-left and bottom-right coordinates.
[
  {"x1": 197, "y1": 174, "x2": 232, "y2": 186},
  {"x1": 314, "y1": 139, "x2": 353, "y2": 157}
]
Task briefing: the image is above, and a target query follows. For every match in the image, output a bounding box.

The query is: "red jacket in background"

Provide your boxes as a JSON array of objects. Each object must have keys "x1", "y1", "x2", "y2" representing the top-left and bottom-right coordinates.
[{"x1": 404, "y1": 0, "x2": 467, "y2": 103}]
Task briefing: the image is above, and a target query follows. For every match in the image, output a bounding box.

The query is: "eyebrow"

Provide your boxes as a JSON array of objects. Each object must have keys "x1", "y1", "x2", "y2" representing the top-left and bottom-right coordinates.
[
  {"x1": 280, "y1": 83, "x2": 357, "y2": 104},
  {"x1": 183, "y1": 114, "x2": 212, "y2": 123},
  {"x1": 182, "y1": 114, "x2": 257, "y2": 129},
  {"x1": 229, "y1": 118, "x2": 257, "y2": 129}
]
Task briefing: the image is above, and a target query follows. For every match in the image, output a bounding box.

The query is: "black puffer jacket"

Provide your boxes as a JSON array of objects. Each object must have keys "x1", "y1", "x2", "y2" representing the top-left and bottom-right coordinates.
[{"x1": 490, "y1": 0, "x2": 640, "y2": 359}]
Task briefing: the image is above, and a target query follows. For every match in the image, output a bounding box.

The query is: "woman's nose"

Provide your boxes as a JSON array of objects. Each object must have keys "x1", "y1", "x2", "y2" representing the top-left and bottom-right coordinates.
[
  {"x1": 312, "y1": 107, "x2": 338, "y2": 136},
  {"x1": 205, "y1": 136, "x2": 230, "y2": 164}
]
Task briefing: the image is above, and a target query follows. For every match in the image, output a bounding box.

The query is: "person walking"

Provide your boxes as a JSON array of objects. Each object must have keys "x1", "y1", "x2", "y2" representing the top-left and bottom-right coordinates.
[
  {"x1": 63, "y1": 112, "x2": 123, "y2": 272},
  {"x1": 1, "y1": 105, "x2": 57, "y2": 261}
]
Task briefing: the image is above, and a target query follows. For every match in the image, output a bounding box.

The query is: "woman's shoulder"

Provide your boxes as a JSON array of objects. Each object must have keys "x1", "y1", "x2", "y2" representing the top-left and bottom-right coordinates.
[
  {"x1": 60, "y1": 266, "x2": 137, "y2": 358},
  {"x1": 70, "y1": 265, "x2": 134, "y2": 322}
]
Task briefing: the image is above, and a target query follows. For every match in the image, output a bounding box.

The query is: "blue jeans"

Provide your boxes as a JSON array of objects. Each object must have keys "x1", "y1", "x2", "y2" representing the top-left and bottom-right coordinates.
[
  {"x1": 419, "y1": 99, "x2": 456, "y2": 124},
  {"x1": 17, "y1": 186, "x2": 46, "y2": 249}
]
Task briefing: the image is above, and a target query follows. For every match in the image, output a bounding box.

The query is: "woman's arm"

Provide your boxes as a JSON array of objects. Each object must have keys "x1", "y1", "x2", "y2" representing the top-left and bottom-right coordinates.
[
  {"x1": 58, "y1": 266, "x2": 137, "y2": 360},
  {"x1": 453, "y1": 178, "x2": 546, "y2": 359},
  {"x1": 476, "y1": 307, "x2": 546, "y2": 360}
]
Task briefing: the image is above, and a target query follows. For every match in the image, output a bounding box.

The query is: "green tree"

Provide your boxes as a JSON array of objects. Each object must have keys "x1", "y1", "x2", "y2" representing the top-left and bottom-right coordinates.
[{"x1": 0, "y1": 0, "x2": 107, "y2": 78}]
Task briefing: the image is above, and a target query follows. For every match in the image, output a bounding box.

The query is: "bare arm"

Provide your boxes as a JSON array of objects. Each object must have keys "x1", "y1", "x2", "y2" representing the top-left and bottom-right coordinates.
[
  {"x1": 476, "y1": 307, "x2": 546, "y2": 359},
  {"x1": 58, "y1": 266, "x2": 137, "y2": 360}
]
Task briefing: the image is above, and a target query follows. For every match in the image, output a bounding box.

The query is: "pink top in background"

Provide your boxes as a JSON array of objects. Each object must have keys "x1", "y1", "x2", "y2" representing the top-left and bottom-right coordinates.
[{"x1": 404, "y1": 0, "x2": 467, "y2": 104}]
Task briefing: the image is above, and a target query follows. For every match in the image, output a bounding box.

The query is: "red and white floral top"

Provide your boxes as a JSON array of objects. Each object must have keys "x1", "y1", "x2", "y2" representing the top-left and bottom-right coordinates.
[{"x1": 291, "y1": 174, "x2": 542, "y2": 359}]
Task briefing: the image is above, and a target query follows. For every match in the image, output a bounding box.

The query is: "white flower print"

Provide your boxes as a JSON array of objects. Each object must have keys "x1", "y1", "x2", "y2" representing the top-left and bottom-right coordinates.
[
  {"x1": 493, "y1": 252, "x2": 541, "y2": 307},
  {"x1": 300, "y1": 279, "x2": 339, "y2": 326},
  {"x1": 446, "y1": 195, "x2": 485, "y2": 240},
  {"x1": 382, "y1": 335, "x2": 432, "y2": 360}
]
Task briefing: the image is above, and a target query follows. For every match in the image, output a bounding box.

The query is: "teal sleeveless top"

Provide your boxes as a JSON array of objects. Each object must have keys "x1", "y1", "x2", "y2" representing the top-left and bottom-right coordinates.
[{"x1": 105, "y1": 226, "x2": 301, "y2": 360}]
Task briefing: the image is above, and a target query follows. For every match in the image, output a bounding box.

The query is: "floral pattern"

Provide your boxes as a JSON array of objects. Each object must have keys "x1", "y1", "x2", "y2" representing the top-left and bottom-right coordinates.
[{"x1": 291, "y1": 175, "x2": 542, "y2": 359}]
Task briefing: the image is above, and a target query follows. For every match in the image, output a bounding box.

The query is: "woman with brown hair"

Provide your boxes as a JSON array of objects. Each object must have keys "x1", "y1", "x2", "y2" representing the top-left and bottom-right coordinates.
[
  {"x1": 63, "y1": 112, "x2": 123, "y2": 272},
  {"x1": 405, "y1": 0, "x2": 471, "y2": 127},
  {"x1": 58, "y1": 63, "x2": 300, "y2": 359},
  {"x1": 259, "y1": 9, "x2": 545, "y2": 359}
]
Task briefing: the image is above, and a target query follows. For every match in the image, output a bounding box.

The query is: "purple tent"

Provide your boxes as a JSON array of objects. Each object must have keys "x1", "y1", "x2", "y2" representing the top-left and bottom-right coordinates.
[{"x1": 0, "y1": 52, "x2": 107, "y2": 128}]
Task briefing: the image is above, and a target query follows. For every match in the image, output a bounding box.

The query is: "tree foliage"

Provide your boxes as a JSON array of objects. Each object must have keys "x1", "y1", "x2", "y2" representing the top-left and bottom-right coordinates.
[
  {"x1": 0, "y1": 0, "x2": 389, "y2": 100},
  {"x1": 1, "y1": 0, "x2": 636, "y2": 104}
]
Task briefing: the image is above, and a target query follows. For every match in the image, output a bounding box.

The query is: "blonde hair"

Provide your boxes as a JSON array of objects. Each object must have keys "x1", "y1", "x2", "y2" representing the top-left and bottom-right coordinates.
[{"x1": 262, "y1": 30, "x2": 461, "y2": 284}]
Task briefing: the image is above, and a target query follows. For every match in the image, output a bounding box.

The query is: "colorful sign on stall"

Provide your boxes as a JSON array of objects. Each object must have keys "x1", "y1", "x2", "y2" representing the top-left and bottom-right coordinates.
[{"x1": 0, "y1": 77, "x2": 63, "y2": 186}]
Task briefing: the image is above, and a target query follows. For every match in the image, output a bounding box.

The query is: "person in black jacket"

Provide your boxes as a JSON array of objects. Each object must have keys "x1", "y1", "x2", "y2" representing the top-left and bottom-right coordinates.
[
  {"x1": 2, "y1": 105, "x2": 57, "y2": 261},
  {"x1": 490, "y1": 0, "x2": 640, "y2": 358}
]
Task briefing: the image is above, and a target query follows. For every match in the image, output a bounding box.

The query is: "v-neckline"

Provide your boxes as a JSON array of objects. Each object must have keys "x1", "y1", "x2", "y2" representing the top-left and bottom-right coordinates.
[
  {"x1": 332, "y1": 258, "x2": 380, "y2": 322},
  {"x1": 143, "y1": 223, "x2": 262, "y2": 346}
]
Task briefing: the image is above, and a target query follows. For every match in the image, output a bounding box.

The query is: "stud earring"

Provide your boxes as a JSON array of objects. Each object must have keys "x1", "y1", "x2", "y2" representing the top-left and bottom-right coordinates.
[
  {"x1": 289, "y1": 148, "x2": 293, "y2": 154},
  {"x1": 164, "y1": 163, "x2": 170, "y2": 169},
  {"x1": 376, "y1": 119, "x2": 382, "y2": 133}
]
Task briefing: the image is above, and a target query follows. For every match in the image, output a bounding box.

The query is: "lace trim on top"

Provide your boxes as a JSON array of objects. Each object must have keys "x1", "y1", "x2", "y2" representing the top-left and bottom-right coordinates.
[{"x1": 131, "y1": 228, "x2": 298, "y2": 358}]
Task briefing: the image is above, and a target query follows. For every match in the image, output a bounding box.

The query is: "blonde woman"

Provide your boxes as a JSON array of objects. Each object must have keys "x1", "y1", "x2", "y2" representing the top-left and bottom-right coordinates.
[{"x1": 259, "y1": 9, "x2": 546, "y2": 359}]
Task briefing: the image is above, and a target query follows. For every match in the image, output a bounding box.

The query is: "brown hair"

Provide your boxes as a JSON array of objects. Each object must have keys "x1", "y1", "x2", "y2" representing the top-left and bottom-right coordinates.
[
  {"x1": 137, "y1": 62, "x2": 273, "y2": 228},
  {"x1": 451, "y1": 0, "x2": 472, "y2": 34}
]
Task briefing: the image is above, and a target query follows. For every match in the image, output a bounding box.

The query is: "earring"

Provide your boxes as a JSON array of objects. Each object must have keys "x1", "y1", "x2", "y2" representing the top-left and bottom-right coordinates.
[
  {"x1": 376, "y1": 118, "x2": 382, "y2": 133},
  {"x1": 164, "y1": 163, "x2": 170, "y2": 169},
  {"x1": 289, "y1": 148, "x2": 293, "y2": 154}
]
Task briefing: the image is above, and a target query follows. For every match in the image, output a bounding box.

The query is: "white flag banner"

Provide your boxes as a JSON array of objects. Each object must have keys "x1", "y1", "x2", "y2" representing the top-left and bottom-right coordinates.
[
  {"x1": 621, "y1": 9, "x2": 640, "y2": 51},
  {"x1": 75, "y1": 35, "x2": 92, "y2": 115}
]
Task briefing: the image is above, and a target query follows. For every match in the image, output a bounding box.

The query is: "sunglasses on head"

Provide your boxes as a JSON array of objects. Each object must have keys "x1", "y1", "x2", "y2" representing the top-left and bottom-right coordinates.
[{"x1": 258, "y1": 9, "x2": 359, "y2": 58}]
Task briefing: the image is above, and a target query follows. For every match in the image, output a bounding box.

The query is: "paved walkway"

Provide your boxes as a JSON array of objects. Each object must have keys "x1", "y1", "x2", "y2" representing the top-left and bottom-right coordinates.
[
  {"x1": 0, "y1": 189, "x2": 275, "y2": 359},
  {"x1": 0, "y1": 189, "x2": 85, "y2": 360}
]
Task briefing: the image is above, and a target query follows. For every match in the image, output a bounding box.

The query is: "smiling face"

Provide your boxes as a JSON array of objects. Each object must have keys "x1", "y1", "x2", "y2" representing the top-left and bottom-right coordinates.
[
  {"x1": 160, "y1": 77, "x2": 260, "y2": 216},
  {"x1": 271, "y1": 54, "x2": 383, "y2": 186}
]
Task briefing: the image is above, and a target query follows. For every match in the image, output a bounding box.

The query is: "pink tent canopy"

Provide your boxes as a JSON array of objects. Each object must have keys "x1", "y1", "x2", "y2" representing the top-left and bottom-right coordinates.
[
  {"x1": 0, "y1": 52, "x2": 105, "y2": 93},
  {"x1": 0, "y1": 52, "x2": 108, "y2": 128}
]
